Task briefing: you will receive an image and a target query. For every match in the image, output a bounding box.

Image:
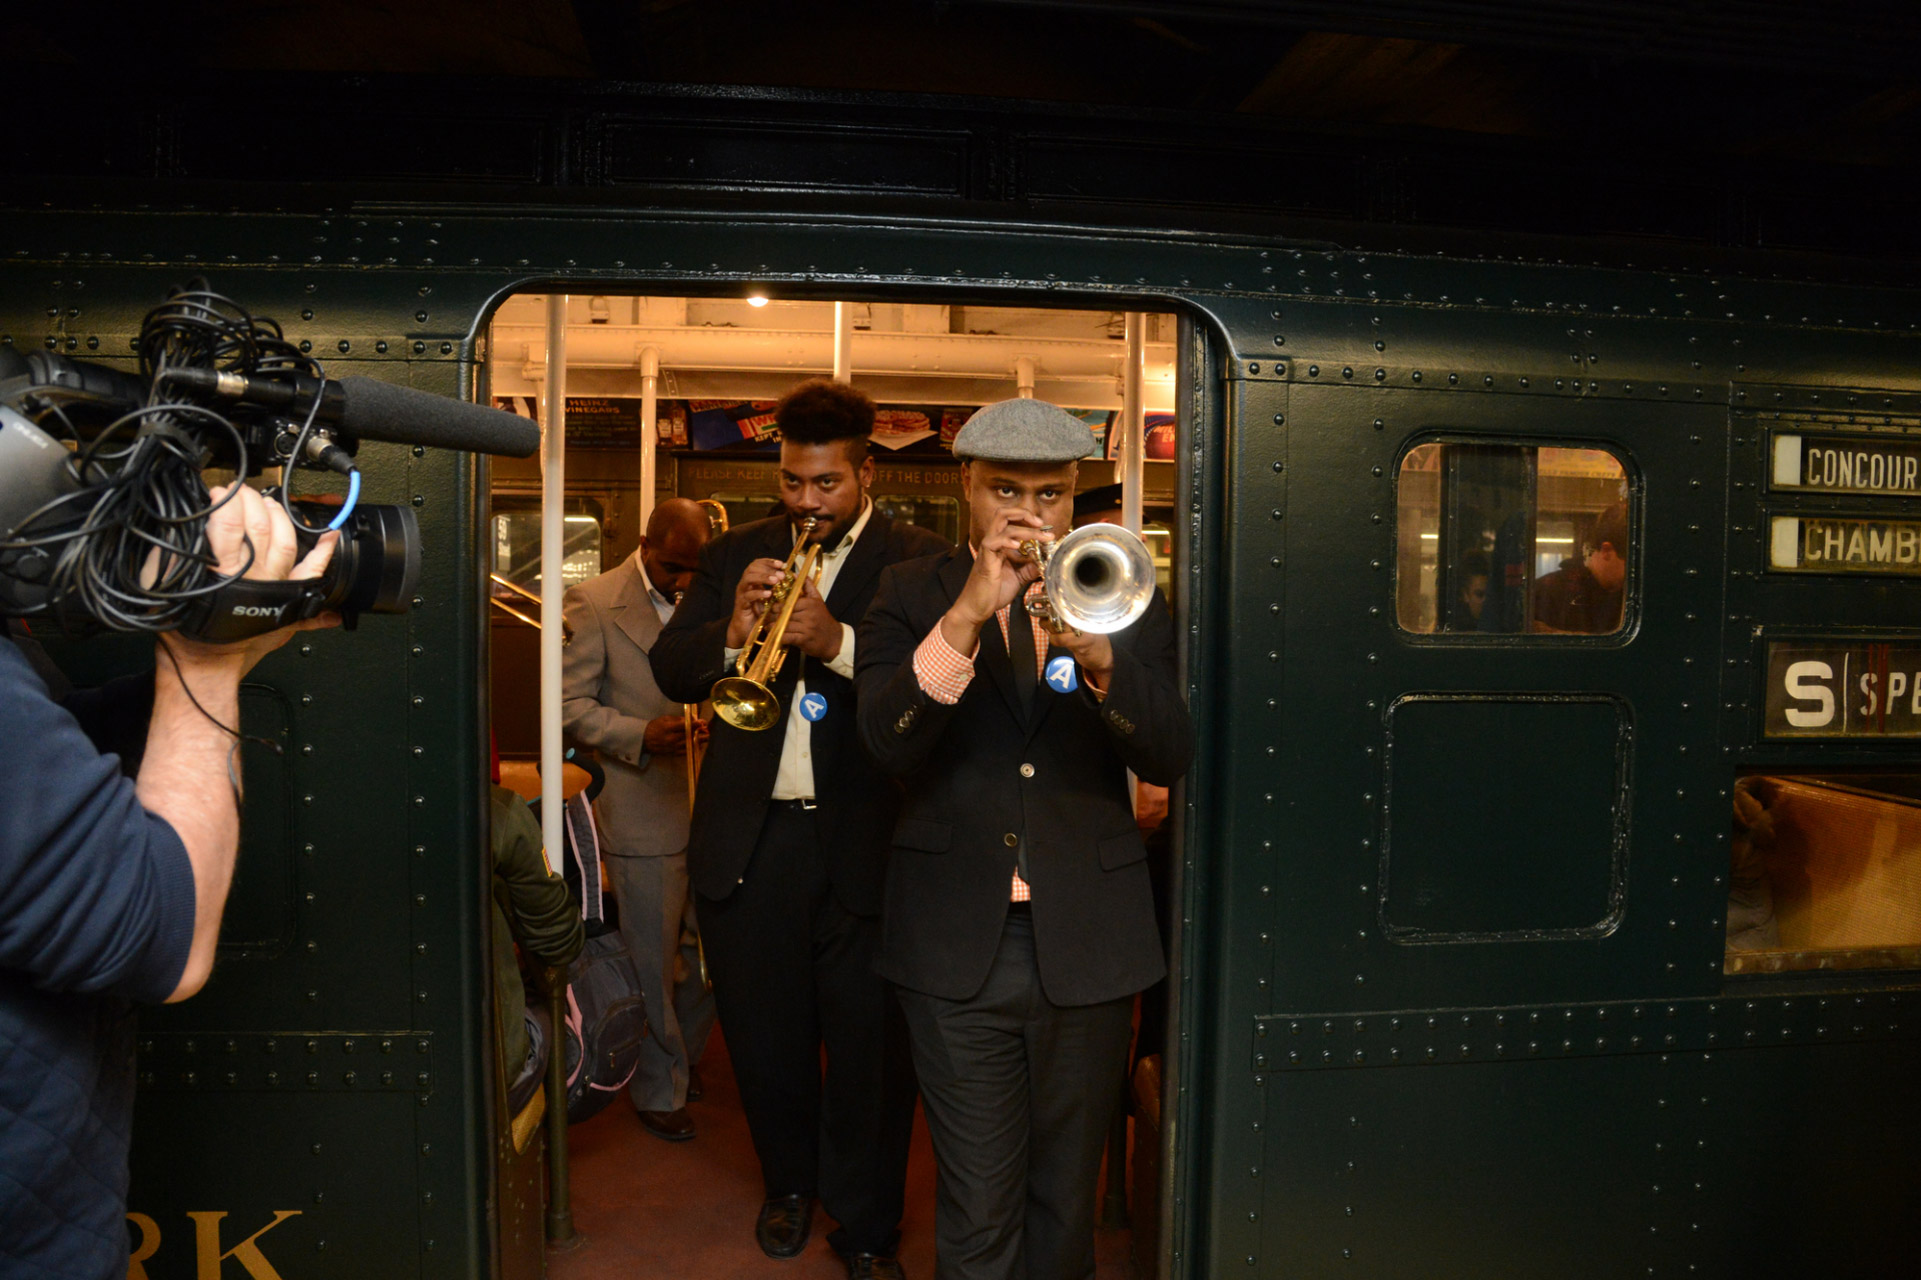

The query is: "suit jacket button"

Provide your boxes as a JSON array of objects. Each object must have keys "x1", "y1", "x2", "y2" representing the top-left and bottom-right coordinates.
[
  {"x1": 1003, "y1": 833, "x2": 1019, "y2": 847},
  {"x1": 1019, "y1": 763, "x2": 1035, "y2": 778}
]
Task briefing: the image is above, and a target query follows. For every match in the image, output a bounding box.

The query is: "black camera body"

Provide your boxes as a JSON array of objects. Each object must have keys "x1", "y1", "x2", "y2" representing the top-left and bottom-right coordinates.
[
  {"x1": 0, "y1": 286, "x2": 534, "y2": 642},
  {"x1": 0, "y1": 402, "x2": 419, "y2": 639},
  {"x1": 176, "y1": 502, "x2": 421, "y2": 644}
]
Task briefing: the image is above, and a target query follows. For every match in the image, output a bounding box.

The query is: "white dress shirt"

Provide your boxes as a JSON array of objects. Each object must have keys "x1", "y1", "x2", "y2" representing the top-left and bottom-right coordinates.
[
  {"x1": 724, "y1": 501, "x2": 871, "y2": 801},
  {"x1": 633, "y1": 553, "x2": 677, "y2": 625}
]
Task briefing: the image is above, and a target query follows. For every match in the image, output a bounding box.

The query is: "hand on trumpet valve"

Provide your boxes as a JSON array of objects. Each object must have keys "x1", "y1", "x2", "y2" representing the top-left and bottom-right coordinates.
[
  {"x1": 781, "y1": 577, "x2": 845, "y2": 661},
  {"x1": 952, "y1": 510, "x2": 1050, "y2": 627},
  {"x1": 727, "y1": 556, "x2": 791, "y2": 649}
]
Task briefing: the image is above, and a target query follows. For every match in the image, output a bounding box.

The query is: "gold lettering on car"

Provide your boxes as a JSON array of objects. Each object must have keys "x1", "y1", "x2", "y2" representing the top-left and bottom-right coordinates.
[{"x1": 126, "y1": 1210, "x2": 304, "y2": 1280}]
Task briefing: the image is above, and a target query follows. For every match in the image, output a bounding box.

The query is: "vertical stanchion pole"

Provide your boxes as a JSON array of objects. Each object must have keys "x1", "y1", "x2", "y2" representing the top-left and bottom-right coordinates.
[
  {"x1": 833, "y1": 301, "x2": 853, "y2": 383},
  {"x1": 1120, "y1": 312, "x2": 1146, "y2": 533},
  {"x1": 545, "y1": 974, "x2": 575, "y2": 1243},
  {"x1": 539, "y1": 294, "x2": 568, "y2": 877},
  {"x1": 639, "y1": 345, "x2": 660, "y2": 532}
]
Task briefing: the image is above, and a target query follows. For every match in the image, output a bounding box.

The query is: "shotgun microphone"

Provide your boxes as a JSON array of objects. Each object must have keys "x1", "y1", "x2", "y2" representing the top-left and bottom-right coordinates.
[{"x1": 162, "y1": 367, "x2": 539, "y2": 457}]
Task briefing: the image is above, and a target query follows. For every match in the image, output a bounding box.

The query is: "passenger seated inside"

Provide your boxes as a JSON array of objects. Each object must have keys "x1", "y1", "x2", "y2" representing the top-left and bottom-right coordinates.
[
  {"x1": 491, "y1": 777, "x2": 586, "y2": 1112},
  {"x1": 1444, "y1": 552, "x2": 1490, "y2": 632},
  {"x1": 1533, "y1": 501, "x2": 1627, "y2": 634}
]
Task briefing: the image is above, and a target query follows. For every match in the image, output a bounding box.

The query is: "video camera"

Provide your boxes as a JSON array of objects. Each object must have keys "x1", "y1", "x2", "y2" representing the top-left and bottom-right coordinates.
[{"x1": 0, "y1": 285, "x2": 537, "y2": 642}]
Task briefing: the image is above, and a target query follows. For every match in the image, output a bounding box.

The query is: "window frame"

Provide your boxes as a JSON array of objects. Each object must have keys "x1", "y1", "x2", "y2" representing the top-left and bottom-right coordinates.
[{"x1": 1391, "y1": 432, "x2": 1641, "y2": 645}]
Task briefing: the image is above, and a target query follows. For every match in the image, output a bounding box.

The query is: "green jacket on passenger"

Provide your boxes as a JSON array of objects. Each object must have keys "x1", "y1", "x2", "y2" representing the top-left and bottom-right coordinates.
[{"x1": 490, "y1": 785, "x2": 584, "y2": 1076}]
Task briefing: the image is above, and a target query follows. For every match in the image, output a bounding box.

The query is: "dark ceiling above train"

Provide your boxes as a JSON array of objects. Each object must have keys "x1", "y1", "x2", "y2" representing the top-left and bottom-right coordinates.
[
  {"x1": 10, "y1": 0, "x2": 1921, "y2": 168},
  {"x1": 7, "y1": 2, "x2": 1921, "y2": 273}
]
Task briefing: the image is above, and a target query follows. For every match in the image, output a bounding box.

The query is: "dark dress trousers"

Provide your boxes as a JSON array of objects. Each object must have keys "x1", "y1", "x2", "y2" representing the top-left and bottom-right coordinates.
[
  {"x1": 856, "y1": 547, "x2": 1194, "y2": 1280},
  {"x1": 652, "y1": 509, "x2": 949, "y2": 1256}
]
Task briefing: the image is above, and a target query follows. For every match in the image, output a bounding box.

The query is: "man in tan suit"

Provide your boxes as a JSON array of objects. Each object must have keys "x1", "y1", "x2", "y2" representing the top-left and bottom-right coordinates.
[{"x1": 562, "y1": 497, "x2": 716, "y2": 1140}]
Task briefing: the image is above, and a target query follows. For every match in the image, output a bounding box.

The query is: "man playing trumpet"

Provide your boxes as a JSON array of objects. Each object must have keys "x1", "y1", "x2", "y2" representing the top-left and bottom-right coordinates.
[
  {"x1": 654, "y1": 379, "x2": 949, "y2": 1280},
  {"x1": 855, "y1": 399, "x2": 1193, "y2": 1280}
]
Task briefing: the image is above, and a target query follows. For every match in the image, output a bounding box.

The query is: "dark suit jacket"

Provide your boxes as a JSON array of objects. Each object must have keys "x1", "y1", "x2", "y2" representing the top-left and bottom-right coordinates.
[
  {"x1": 855, "y1": 547, "x2": 1193, "y2": 1007},
  {"x1": 652, "y1": 510, "x2": 951, "y2": 915}
]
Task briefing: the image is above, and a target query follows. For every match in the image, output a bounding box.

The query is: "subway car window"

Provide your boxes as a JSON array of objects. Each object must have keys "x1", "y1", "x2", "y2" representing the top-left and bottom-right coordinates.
[
  {"x1": 705, "y1": 491, "x2": 781, "y2": 529},
  {"x1": 1396, "y1": 442, "x2": 1631, "y2": 636},
  {"x1": 871, "y1": 493, "x2": 962, "y2": 544},
  {"x1": 1726, "y1": 773, "x2": 1921, "y2": 974},
  {"x1": 491, "y1": 508, "x2": 603, "y2": 596}
]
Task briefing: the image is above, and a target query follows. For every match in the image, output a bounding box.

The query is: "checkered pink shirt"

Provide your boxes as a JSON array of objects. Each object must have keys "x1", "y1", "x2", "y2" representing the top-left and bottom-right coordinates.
[{"x1": 911, "y1": 584, "x2": 1095, "y2": 903}]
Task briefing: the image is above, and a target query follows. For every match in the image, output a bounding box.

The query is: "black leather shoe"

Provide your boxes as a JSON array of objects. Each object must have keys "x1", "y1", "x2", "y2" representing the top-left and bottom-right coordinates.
[
  {"x1": 686, "y1": 1065, "x2": 704, "y2": 1103},
  {"x1": 844, "y1": 1252, "x2": 906, "y2": 1279},
  {"x1": 638, "y1": 1108, "x2": 695, "y2": 1142},
  {"x1": 755, "y1": 1194, "x2": 815, "y2": 1259}
]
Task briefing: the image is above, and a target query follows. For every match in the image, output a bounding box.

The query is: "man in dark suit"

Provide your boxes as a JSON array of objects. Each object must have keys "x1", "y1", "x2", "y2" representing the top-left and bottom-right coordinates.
[
  {"x1": 561, "y1": 497, "x2": 715, "y2": 1141},
  {"x1": 855, "y1": 399, "x2": 1194, "y2": 1280},
  {"x1": 653, "y1": 379, "x2": 949, "y2": 1280}
]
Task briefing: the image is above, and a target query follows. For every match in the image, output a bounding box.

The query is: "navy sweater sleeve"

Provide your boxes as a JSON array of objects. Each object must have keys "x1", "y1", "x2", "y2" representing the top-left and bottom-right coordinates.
[{"x1": 0, "y1": 637, "x2": 196, "y2": 1003}]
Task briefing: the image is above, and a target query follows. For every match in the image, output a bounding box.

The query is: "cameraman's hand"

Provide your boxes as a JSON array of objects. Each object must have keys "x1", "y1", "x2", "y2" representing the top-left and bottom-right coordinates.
[
  {"x1": 162, "y1": 484, "x2": 341, "y2": 678},
  {"x1": 143, "y1": 483, "x2": 339, "y2": 1002}
]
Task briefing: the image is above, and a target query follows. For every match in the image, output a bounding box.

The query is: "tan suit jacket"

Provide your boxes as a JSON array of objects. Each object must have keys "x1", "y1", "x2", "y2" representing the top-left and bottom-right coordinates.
[{"x1": 561, "y1": 558, "x2": 690, "y2": 858}]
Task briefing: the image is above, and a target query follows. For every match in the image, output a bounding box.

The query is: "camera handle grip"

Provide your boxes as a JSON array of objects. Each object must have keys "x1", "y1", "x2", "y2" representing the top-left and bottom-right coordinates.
[{"x1": 179, "y1": 577, "x2": 337, "y2": 645}]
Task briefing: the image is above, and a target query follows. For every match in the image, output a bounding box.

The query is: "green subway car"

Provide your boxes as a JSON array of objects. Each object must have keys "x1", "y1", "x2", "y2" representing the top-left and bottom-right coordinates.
[{"x1": 4, "y1": 74, "x2": 1920, "y2": 1280}]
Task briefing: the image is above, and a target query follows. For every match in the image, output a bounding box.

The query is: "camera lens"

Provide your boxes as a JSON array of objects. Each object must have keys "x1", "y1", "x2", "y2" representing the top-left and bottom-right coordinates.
[{"x1": 292, "y1": 501, "x2": 420, "y2": 620}]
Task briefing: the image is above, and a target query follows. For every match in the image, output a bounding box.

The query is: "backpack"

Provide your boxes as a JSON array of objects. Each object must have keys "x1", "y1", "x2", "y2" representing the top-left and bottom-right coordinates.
[{"x1": 559, "y1": 929, "x2": 649, "y2": 1123}]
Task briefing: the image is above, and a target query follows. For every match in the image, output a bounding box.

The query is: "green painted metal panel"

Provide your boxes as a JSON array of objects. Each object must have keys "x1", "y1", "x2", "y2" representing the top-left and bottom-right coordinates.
[
  {"x1": 1383, "y1": 695, "x2": 1629, "y2": 938},
  {"x1": 4, "y1": 199, "x2": 1920, "y2": 1280}
]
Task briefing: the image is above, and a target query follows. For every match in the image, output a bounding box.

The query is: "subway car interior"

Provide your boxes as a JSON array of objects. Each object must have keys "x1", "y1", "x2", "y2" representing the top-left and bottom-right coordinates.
[{"x1": 485, "y1": 294, "x2": 1182, "y2": 1278}]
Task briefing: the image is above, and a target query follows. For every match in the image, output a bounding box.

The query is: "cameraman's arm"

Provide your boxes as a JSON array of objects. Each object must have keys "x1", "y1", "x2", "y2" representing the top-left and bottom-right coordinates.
[{"x1": 137, "y1": 484, "x2": 337, "y2": 1002}]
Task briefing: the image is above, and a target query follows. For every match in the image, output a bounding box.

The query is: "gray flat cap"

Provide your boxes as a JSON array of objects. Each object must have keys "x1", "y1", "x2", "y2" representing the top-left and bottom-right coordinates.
[{"x1": 951, "y1": 398, "x2": 1100, "y2": 463}]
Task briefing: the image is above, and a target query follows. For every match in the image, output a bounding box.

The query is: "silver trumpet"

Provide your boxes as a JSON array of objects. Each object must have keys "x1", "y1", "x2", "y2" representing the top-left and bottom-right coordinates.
[{"x1": 1019, "y1": 523, "x2": 1157, "y2": 634}]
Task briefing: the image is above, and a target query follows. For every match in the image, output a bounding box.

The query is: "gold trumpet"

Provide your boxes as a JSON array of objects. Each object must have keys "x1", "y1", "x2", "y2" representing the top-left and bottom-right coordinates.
[
  {"x1": 695, "y1": 497, "x2": 729, "y2": 538},
  {"x1": 711, "y1": 515, "x2": 822, "y2": 731}
]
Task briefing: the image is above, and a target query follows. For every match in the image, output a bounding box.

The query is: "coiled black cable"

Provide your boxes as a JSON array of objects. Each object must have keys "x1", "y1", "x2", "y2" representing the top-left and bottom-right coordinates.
[{"x1": 0, "y1": 283, "x2": 335, "y2": 634}]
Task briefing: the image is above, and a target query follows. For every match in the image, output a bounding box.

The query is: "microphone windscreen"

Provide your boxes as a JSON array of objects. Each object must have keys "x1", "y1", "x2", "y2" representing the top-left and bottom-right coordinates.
[{"x1": 334, "y1": 376, "x2": 539, "y2": 457}]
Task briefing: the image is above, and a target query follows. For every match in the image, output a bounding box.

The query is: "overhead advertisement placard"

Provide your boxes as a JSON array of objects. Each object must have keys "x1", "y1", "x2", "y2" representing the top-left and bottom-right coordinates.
[
  {"x1": 1771, "y1": 432, "x2": 1921, "y2": 495},
  {"x1": 1768, "y1": 515, "x2": 1921, "y2": 576},
  {"x1": 1764, "y1": 642, "x2": 1921, "y2": 738}
]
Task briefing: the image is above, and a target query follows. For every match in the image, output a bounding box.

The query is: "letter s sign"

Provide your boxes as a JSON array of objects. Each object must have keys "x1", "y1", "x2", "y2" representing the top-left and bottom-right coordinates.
[{"x1": 1784, "y1": 661, "x2": 1836, "y2": 728}]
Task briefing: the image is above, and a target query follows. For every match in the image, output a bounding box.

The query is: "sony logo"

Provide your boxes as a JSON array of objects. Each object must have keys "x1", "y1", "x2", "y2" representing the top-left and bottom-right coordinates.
[{"x1": 230, "y1": 604, "x2": 287, "y2": 618}]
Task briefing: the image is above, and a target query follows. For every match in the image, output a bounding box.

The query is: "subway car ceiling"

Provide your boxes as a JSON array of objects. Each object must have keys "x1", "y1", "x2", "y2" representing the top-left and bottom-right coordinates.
[
  {"x1": 485, "y1": 297, "x2": 1179, "y2": 410},
  {"x1": 483, "y1": 297, "x2": 1183, "y2": 628}
]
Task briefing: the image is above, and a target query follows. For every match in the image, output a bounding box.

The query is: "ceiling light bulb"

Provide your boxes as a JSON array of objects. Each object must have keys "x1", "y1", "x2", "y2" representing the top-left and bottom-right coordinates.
[{"x1": 747, "y1": 294, "x2": 769, "y2": 307}]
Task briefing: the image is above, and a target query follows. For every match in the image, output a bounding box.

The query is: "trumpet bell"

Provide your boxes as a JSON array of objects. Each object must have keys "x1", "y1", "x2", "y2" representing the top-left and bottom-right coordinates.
[
  {"x1": 1045, "y1": 523, "x2": 1156, "y2": 634},
  {"x1": 711, "y1": 676, "x2": 782, "y2": 732}
]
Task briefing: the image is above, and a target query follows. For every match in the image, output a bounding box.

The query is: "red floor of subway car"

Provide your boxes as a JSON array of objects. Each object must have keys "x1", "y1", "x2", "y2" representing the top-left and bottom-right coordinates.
[{"x1": 547, "y1": 1029, "x2": 1137, "y2": 1280}]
